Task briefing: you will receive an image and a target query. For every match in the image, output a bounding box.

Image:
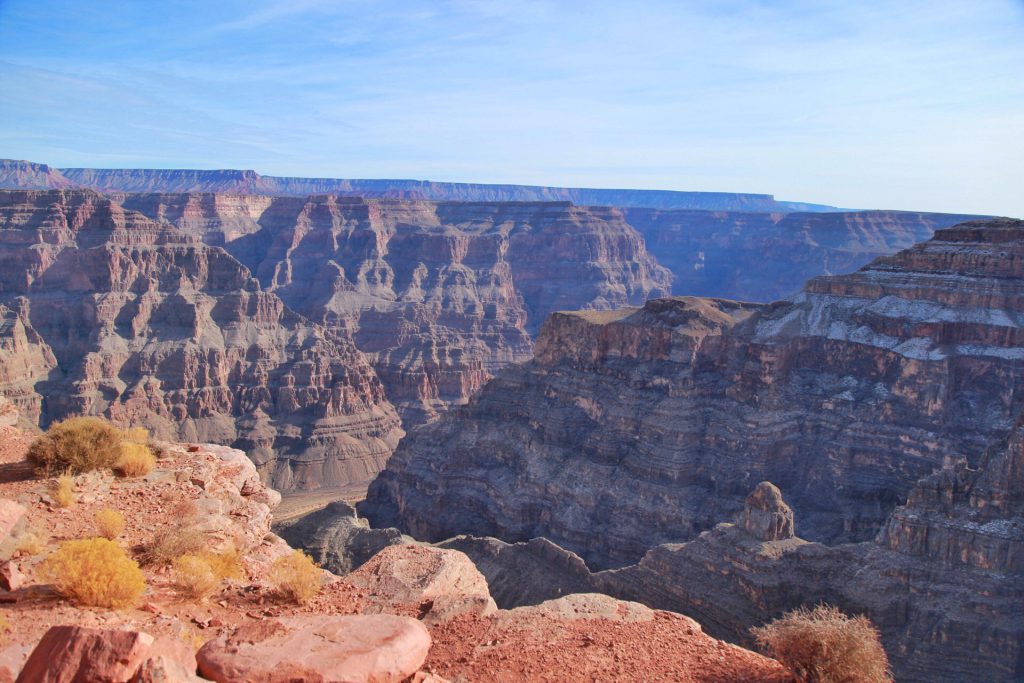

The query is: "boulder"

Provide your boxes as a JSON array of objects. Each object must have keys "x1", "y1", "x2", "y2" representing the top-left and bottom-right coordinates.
[
  {"x1": 131, "y1": 636, "x2": 201, "y2": 683},
  {"x1": 742, "y1": 482, "x2": 795, "y2": 541},
  {"x1": 16, "y1": 626, "x2": 155, "y2": 683},
  {"x1": 0, "y1": 500, "x2": 25, "y2": 544},
  {"x1": 345, "y1": 545, "x2": 496, "y2": 624},
  {"x1": 0, "y1": 561, "x2": 24, "y2": 592},
  {"x1": 196, "y1": 615, "x2": 430, "y2": 683},
  {"x1": 0, "y1": 643, "x2": 31, "y2": 683}
]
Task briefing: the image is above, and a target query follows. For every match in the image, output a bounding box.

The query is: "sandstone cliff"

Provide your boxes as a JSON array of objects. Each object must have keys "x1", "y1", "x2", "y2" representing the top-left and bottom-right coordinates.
[
  {"x1": 109, "y1": 193, "x2": 673, "y2": 423},
  {"x1": 362, "y1": 218, "x2": 1024, "y2": 566},
  {"x1": 0, "y1": 190, "x2": 403, "y2": 490}
]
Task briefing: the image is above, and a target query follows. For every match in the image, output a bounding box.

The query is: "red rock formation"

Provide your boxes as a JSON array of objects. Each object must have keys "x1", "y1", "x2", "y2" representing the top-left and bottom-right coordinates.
[
  {"x1": 111, "y1": 194, "x2": 672, "y2": 424},
  {"x1": 0, "y1": 190, "x2": 402, "y2": 490}
]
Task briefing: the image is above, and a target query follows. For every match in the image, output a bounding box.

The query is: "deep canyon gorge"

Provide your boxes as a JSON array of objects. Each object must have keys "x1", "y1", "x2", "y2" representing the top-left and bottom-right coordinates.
[{"x1": 0, "y1": 160, "x2": 1020, "y2": 681}]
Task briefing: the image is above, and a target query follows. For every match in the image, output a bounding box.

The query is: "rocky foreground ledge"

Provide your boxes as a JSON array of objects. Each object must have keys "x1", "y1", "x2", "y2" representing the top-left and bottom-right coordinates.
[{"x1": 0, "y1": 425, "x2": 788, "y2": 682}]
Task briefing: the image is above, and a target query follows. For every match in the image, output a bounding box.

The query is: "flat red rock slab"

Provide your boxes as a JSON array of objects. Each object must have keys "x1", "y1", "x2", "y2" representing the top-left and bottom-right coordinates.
[{"x1": 196, "y1": 614, "x2": 431, "y2": 683}]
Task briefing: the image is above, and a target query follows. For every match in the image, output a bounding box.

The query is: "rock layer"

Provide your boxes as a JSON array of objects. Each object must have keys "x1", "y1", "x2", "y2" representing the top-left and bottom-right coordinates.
[
  {"x1": 362, "y1": 218, "x2": 1024, "y2": 566},
  {"x1": 111, "y1": 193, "x2": 673, "y2": 424},
  {"x1": 624, "y1": 207, "x2": 984, "y2": 301},
  {"x1": 0, "y1": 190, "x2": 403, "y2": 490}
]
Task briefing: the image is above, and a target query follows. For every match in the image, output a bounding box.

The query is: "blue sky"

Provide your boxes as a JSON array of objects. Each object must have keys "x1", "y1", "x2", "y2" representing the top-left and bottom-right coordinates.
[{"x1": 0, "y1": 0, "x2": 1022, "y2": 215}]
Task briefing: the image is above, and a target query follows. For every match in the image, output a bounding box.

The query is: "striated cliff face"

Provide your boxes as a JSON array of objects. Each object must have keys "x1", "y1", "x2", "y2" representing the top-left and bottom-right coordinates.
[
  {"x1": 361, "y1": 218, "x2": 1024, "y2": 569},
  {"x1": 109, "y1": 193, "x2": 672, "y2": 423},
  {"x1": 592, "y1": 437, "x2": 1024, "y2": 683},
  {"x1": 0, "y1": 190, "x2": 403, "y2": 490},
  {"x1": 624, "y1": 207, "x2": 986, "y2": 301}
]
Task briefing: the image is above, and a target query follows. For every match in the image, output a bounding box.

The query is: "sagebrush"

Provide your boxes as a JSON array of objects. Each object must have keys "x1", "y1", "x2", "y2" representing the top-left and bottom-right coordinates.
[
  {"x1": 42, "y1": 538, "x2": 146, "y2": 609},
  {"x1": 27, "y1": 417, "x2": 124, "y2": 476},
  {"x1": 173, "y1": 554, "x2": 220, "y2": 600},
  {"x1": 94, "y1": 508, "x2": 125, "y2": 540},
  {"x1": 270, "y1": 550, "x2": 322, "y2": 605},
  {"x1": 117, "y1": 442, "x2": 156, "y2": 477},
  {"x1": 751, "y1": 604, "x2": 892, "y2": 683},
  {"x1": 52, "y1": 471, "x2": 76, "y2": 508}
]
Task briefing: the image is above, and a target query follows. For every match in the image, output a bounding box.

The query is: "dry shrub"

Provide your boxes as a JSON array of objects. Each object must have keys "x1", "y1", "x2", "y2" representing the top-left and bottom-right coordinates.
[
  {"x1": 751, "y1": 604, "x2": 892, "y2": 683},
  {"x1": 41, "y1": 538, "x2": 146, "y2": 609},
  {"x1": 198, "y1": 543, "x2": 245, "y2": 581},
  {"x1": 117, "y1": 442, "x2": 156, "y2": 477},
  {"x1": 121, "y1": 427, "x2": 149, "y2": 444},
  {"x1": 270, "y1": 550, "x2": 322, "y2": 605},
  {"x1": 52, "y1": 472, "x2": 76, "y2": 508},
  {"x1": 27, "y1": 416, "x2": 124, "y2": 476},
  {"x1": 14, "y1": 529, "x2": 46, "y2": 557},
  {"x1": 95, "y1": 508, "x2": 125, "y2": 540},
  {"x1": 140, "y1": 505, "x2": 206, "y2": 566},
  {"x1": 173, "y1": 554, "x2": 220, "y2": 601}
]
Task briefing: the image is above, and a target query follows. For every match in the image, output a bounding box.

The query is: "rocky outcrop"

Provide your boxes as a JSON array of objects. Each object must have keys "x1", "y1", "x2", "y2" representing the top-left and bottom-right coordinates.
[
  {"x1": 436, "y1": 535, "x2": 594, "y2": 608},
  {"x1": 743, "y1": 482, "x2": 795, "y2": 541},
  {"x1": 0, "y1": 160, "x2": 78, "y2": 192},
  {"x1": 15, "y1": 626, "x2": 197, "y2": 683},
  {"x1": 624, "y1": 207, "x2": 985, "y2": 301},
  {"x1": 274, "y1": 500, "x2": 409, "y2": 575},
  {"x1": 344, "y1": 544, "x2": 497, "y2": 625},
  {"x1": 195, "y1": 615, "x2": 431, "y2": 683},
  {"x1": 362, "y1": 219, "x2": 1024, "y2": 568},
  {"x1": 0, "y1": 190, "x2": 403, "y2": 490}
]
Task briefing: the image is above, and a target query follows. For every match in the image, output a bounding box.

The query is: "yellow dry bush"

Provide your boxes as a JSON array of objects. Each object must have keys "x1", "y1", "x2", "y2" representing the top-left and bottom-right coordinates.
[
  {"x1": 270, "y1": 550, "x2": 322, "y2": 605},
  {"x1": 27, "y1": 416, "x2": 124, "y2": 476},
  {"x1": 197, "y1": 543, "x2": 245, "y2": 581},
  {"x1": 94, "y1": 508, "x2": 125, "y2": 540},
  {"x1": 121, "y1": 427, "x2": 149, "y2": 444},
  {"x1": 41, "y1": 538, "x2": 146, "y2": 609},
  {"x1": 52, "y1": 471, "x2": 76, "y2": 508},
  {"x1": 752, "y1": 604, "x2": 892, "y2": 683},
  {"x1": 117, "y1": 442, "x2": 156, "y2": 478},
  {"x1": 14, "y1": 529, "x2": 46, "y2": 557},
  {"x1": 172, "y1": 554, "x2": 220, "y2": 601}
]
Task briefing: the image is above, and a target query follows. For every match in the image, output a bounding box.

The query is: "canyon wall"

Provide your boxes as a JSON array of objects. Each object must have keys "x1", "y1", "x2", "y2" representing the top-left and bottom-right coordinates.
[
  {"x1": 109, "y1": 194, "x2": 673, "y2": 423},
  {"x1": 361, "y1": 218, "x2": 1024, "y2": 568},
  {"x1": 0, "y1": 189, "x2": 403, "y2": 489},
  {"x1": 624, "y1": 207, "x2": 986, "y2": 301}
]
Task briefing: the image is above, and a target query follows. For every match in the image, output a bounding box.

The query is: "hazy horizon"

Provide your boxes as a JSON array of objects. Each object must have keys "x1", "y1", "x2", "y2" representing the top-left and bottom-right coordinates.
[{"x1": 1, "y1": 0, "x2": 1022, "y2": 216}]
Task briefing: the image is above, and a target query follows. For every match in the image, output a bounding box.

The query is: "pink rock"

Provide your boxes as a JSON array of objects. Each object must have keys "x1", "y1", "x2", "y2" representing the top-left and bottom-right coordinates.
[
  {"x1": 0, "y1": 500, "x2": 26, "y2": 544},
  {"x1": 130, "y1": 636, "x2": 200, "y2": 683},
  {"x1": 0, "y1": 562, "x2": 24, "y2": 592},
  {"x1": 196, "y1": 615, "x2": 430, "y2": 683},
  {"x1": 16, "y1": 626, "x2": 155, "y2": 683},
  {"x1": 0, "y1": 643, "x2": 31, "y2": 683},
  {"x1": 345, "y1": 545, "x2": 496, "y2": 625}
]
